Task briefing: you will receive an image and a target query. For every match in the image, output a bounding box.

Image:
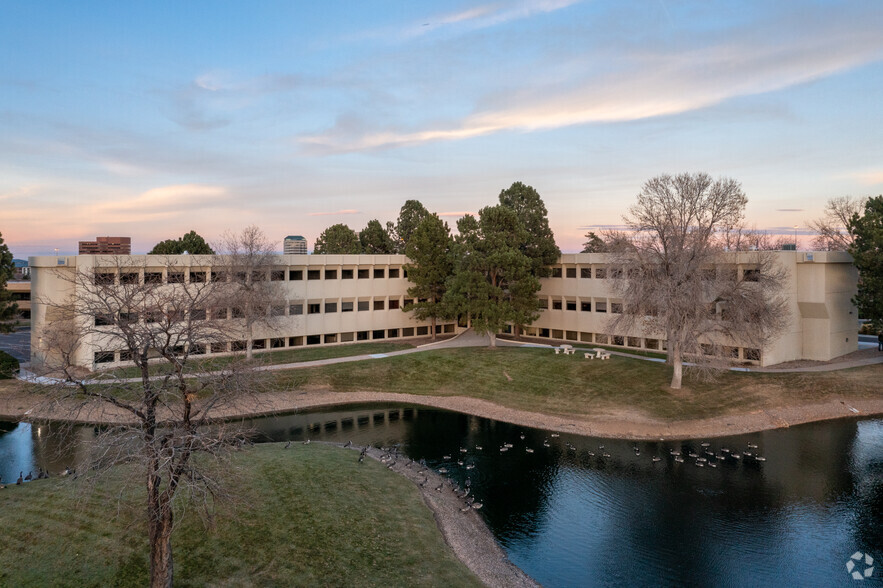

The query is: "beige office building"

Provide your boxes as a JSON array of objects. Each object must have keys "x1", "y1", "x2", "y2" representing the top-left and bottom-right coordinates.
[{"x1": 28, "y1": 251, "x2": 857, "y2": 371}]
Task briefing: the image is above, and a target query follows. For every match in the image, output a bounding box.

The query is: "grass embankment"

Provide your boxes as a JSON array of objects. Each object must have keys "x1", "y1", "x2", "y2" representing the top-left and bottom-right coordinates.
[
  {"x1": 273, "y1": 347, "x2": 883, "y2": 421},
  {"x1": 105, "y1": 341, "x2": 416, "y2": 379},
  {"x1": 0, "y1": 443, "x2": 481, "y2": 587}
]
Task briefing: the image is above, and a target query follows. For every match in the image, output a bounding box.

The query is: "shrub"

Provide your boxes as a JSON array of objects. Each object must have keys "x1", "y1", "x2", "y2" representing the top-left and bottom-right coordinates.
[{"x1": 0, "y1": 350, "x2": 19, "y2": 379}]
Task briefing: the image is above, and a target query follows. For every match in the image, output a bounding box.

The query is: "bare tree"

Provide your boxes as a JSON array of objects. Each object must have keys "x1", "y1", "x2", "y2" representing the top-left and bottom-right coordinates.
[
  {"x1": 34, "y1": 256, "x2": 268, "y2": 588},
  {"x1": 217, "y1": 226, "x2": 284, "y2": 360},
  {"x1": 807, "y1": 195, "x2": 868, "y2": 251},
  {"x1": 720, "y1": 225, "x2": 788, "y2": 251},
  {"x1": 609, "y1": 173, "x2": 789, "y2": 389}
]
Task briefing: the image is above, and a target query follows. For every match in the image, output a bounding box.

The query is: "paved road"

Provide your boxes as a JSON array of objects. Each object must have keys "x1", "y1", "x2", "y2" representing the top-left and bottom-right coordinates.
[{"x1": 0, "y1": 328, "x2": 29, "y2": 362}]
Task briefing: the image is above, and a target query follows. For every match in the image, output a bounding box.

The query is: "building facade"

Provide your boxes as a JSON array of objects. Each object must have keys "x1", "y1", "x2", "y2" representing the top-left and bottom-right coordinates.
[
  {"x1": 28, "y1": 251, "x2": 858, "y2": 371},
  {"x1": 283, "y1": 236, "x2": 308, "y2": 255},
  {"x1": 78, "y1": 236, "x2": 132, "y2": 255}
]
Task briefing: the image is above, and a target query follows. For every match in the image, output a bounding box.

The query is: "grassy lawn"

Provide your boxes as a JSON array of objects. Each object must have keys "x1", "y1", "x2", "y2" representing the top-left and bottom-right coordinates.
[
  {"x1": 103, "y1": 341, "x2": 417, "y2": 379},
  {"x1": 0, "y1": 443, "x2": 481, "y2": 587},
  {"x1": 273, "y1": 347, "x2": 883, "y2": 421}
]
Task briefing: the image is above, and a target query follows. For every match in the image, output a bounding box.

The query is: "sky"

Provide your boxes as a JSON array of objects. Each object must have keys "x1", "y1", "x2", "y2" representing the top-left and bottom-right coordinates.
[{"x1": 2, "y1": 0, "x2": 882, "y2": 257}]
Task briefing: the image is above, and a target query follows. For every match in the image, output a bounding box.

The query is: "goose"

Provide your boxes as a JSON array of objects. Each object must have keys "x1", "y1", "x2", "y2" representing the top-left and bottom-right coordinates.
[
  {"x1": 602, "y1": 453, "x2": 611, "y2": 458},
  {"x1": 435, "y1": 483, "x2": 444, "y2": 492},
  {"x1": 700, "y1": 442, "x2": 710, "y2": 448},
  {"x1": 520, "y1": 433, "x2": 526, "y2": 440},
  {"x1": 475, "y1": 446, "x2": 483, "y2": 451},
  {"x1": 550, "y1": 433, "x2": 560, "y2": 438},
  {"x1": 24, "y1": 471, "x2": 32, "y2": 481},
  {"x1": 652, "y1": 456, "x2": 662, "y2": 463},
  {"x1": 465, "y1": 464, "x2": 475, "y2": 470},
  {"x1": 438, "y1": 467, "x2": 448, "y2": 474},
  {"x1": 543, "y1": 440, "x2": 551, "y2": 448},
  {"x1": 460, "y1": 505, "x2": 472, "y2": 513},
  {"x1": 708, "y1": 462, "x2": 717, "y2": 468},
  {"x1": 302, "y1": 439, "x2": 310, "y2": 445},
  {"x1": 525, "y1": 448, "x2": 535, "y2": 453},
  {"x1": 747, "y1": 443, "x2": 758, "y2": 449},
  {"x1": 284, "y1": 441, "x2": 291, "y2": 449},
  {"x1": 442, "y1": 454, "x2": 451, "y2": 460},
  {"x1": 471, "y1": 502, "x2": 483, "y2": 510},
  {"x1": 674, "y1": 456, "x2": 685, "y2": 463},
  {"x1": 62, "y1": 467, "x2": 72, "y2": 476},
  {"x1": 459, "y1": 447, "x2": 468, "y2": 453},
  {"x1": 670, "y1": 450, "x2": 681, "y2": 456},
  {"x1": 17, "y1": 472, "x2": 23, "y2": 485},
  {"x1": 343, "y1": 440, "x2": 352, "y2": 448},
  {"x1": 499, "y1": 447, "x2": 509, "y2": 453},
  {"x1": 755, "y1": 456, "x2": 766, "y2": 462}
]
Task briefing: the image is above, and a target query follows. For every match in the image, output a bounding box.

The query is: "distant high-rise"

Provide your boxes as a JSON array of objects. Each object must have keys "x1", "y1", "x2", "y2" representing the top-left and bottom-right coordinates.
[
  {"x1": 283, "y1": 235, "x2": 308, "y2": 254},
  {"x1": 79, "y1": 236, "x2": 131, "y2": 255}
]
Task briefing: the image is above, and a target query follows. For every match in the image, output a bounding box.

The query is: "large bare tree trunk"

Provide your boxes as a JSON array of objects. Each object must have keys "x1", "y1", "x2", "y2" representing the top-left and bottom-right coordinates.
[
  {"x1": 670, "y1": 339, "x2": 683, "y2": 390},
  {"x1": 488, "y1": 332, "x2": 496, "y2": 348},
  {"x1": 431, "y1": 316, "x2": 436, "y2": 341},
  {"x1": 148, "y1": 472, "x2": 174, "y2": 588}
]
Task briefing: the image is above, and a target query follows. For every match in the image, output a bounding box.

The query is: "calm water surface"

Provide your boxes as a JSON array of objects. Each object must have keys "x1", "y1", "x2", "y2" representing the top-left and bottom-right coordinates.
[{"x1": 2, "y1": 406, "x2": 882, "y2": 587}]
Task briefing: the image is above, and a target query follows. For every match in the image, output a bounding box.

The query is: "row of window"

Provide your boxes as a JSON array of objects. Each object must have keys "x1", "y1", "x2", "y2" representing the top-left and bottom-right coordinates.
[
  {"x1": 539, "y1": 298, "x2": 622, "y2": 313},
  {"x1": 93, "y1": 296, "x2": 417, "y2": 326},
  {"x1": 520, "y1": 328, "x2": 761, "y2": 361},
  {"x1": 93, "y1": 266, "x2": 407, "y2": 286},
  {"x1": 92, "y1": 324, "x2": 457, "y2": 365},
  {"x1": 548, "y1": 267, "x2": 761, "y2": 281}
]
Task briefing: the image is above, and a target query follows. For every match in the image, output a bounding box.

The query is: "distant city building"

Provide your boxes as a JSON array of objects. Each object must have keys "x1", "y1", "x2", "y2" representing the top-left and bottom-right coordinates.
[
  {"x1": 283, "y1": 235, "x2": 308, "y2": 255},
  {"x1": 12, "y1": 259, "x2": 29, "y2": 279},
  {"x1": 78, "y1": 237, "x2": 131, "y2": 255}
]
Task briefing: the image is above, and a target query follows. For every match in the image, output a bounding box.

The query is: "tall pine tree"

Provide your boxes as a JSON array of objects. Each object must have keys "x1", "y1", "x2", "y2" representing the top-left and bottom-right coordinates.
[
  {"x1": 403, "y1": 214, "x2": 454, "y2": 340},
  {"x1": 0, "y1": 232, "x2": 18, "y2": 332}
]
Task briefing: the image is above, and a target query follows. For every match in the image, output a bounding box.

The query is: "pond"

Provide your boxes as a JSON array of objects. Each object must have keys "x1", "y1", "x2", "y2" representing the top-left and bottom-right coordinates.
[{"x1": 2, "y1": 405, "x2": 882, "y2": 586}]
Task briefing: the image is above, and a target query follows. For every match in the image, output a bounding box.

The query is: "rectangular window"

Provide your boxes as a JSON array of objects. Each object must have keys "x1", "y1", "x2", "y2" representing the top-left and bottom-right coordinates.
[
  {"x1": 552, "y1": 329, "x2": 563, "y2": 339},
  {"x1": 251, "y1": 271, "x2": 266, "y2": 282},
  {"x1": 581, "y1": 301, "x2": 591, "y2": 312},
  {"x1": 252, "y1": 339, "x2": 266, "y2": 350},
  {"x1": 566, "y1": 331, "x2": 578, "y2": 341},
  {"x1": 387, "y1": 328, "x2": 399, "y2": 338},
  {"x1": 580, "y1": 268, "x2": 592, "y2": 279},
  {"x1": 271, "y1": 270, "x2": 285, "y2": 281},
  {"x1": 742, "y1": 269, "x2": 760, "y2": 282},
  {"x1": 645, "y1": 339, "x2": 659, "y2": 350},
  {"x1": 307, "y1": 269, "x2": 321, "y2": 280},
  {"x1": 596, "y1": 301, "x2": 607, "y2": 313},
  {"x1": 94, "y1": 313, "x2": 114, "y2": 326},
  {"x1": 357, "y1": 331, "x2": 369, "y2": 341},
  {"x1": 595, "y1": 268, "x2": 606, "y2": 279},
  {"x1": 325, "y1": 269, "x2": 337, "y2": 280},
  {"x1": 611, "y1": 302, "x2": 623, "y2": 314},
  {"x1": 120, "y1": 272, "x2": 139, "y2": 285},
  {"x1": 596, "y1": 334, "x2": 609, "y2": 344},
  {"x1": 94, "y1": 272, "x2": 115, "y2": 285},
  {"x1": 580, "y1": 332, "x2": 593, "y2": 343},
  {"x1": 358, "y1": 268, "x2": 369, "y2": 279},
  {"x1": 539, "y1": 328, "x2": 550, "y2": 338},
  {"x1": 374, "y1": 268, "x2": 385, "y2": 279},
  {"x1": 232, "y1": 307, "x2": 245, "y2": 318},
  {"x1": 232, "y1": 341, "x2": 246, "y2": 351},
  {"x1": 444, "y1": 324, "x2": 455, "y2": 334},
  {"x1": 94, "y1": 351, "x2": 114, "y2": 364},
  {"x1": 342, "y1": 269, "x2": 354, "y2": 279},
  {"x1": 566, "y1": 267, "x2": 576, "y2": 278},
  {"x1": 372, "y1": 329, "x2": 385, "y2": 339},
  {"x1": 340, "y1": 332, "x2": 354, "y2": 342},
  {"x1": 289, "y1": 269, "x2": 303, "y2": 280},
  {"x1": 373, "y1": 300, "x2": 385, "y2": 311},
  {"x1": 744, "y1": 348, "x2": 761, "y2": 361},
  {"x1": 306, "y1": 335, "x2": 321, "y2": 345},
  {"x1": 145, "y1": 271, "x2": 163, "y2": 284},
  {"x1": 271, "y1": 306, "x2": 286, "y2": 317},
  {"x1": 341, "y1": 301, "x2": 354, "y2": 312},
  {"x1": 324, "y1": 334, "x2": 337, "y2": 344},
  {"x1": 190, "y1": 271, "x2": 207, "y2": 283},
  {"x1": 210, "y1": 271, "x2": 227, "y2": 283},
  {"x1": 539, "y1": 299, "x2": 548, "y2": 310},
  {"x1": 271, "y1": 337, "x2": 285, "y2": 348},
  {"x1": 289, "y1": 336, "x2": 303, "y2": 347},
  {"x1": 566, "y1": 300, "x2": 577, "y2": 311},
  {"x1": 120, "y1": 350, "x2": 134, "y2": 362},
  {"x1": 358, "y1": 300, "x2": 370, "y2": 311},
  {"x1": 325, "y1": 302, "x2": 338, "y2": 313},
  {"x1": 402, "y1": 327, "x2": 414, "y2": 337},
  {"x1": 167, "y1": 272, "x2": 186, "y2": 284},
  {"x1": 289, "y1": 303, "x2": 303, "y2": 315},
  {"x1": 212, "y1": 308, "x2": 228, "y2": 320},
  {"x1": 211, "y1": 342, "x2": 228, "y2": 353},
  {"x1": 403, "y1": 298, "x2": 413, "y2": 307},
  {"x1": 628, "y1": 337, "x2": 640, "y2": 348},
  {"x1": 613, "y1": 336, "x2": 624, "y2": 346},
  {"x1": 389, "y1": 268, "x2": 400, "y2": 278},
  {"x1": 388, "y1": 299, "x2": 400, "y2": 310},
  {"x1": 551, "y1": 267, "x2": 562, "y2": 278},
  {"x1": 416, "y1": 326, "x2": 429, "y2": 336},
  {"x1": 552, "y1": 300, "x2": 563, "y2": 310},
  {"x1": 403, "y1": 268, "x2": 408, "y2": 278},
  {"x1": 308, "y1": 303, "x2": 321, "y2": 314},
  {"x1": 190, "y1": 309, "x2": 206, "y2": 321}
]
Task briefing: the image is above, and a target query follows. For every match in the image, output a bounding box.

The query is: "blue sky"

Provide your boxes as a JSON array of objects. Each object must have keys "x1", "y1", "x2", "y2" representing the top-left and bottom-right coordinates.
[{"x1": 2, "y1": 0, "x2": 882, "y2": 255}]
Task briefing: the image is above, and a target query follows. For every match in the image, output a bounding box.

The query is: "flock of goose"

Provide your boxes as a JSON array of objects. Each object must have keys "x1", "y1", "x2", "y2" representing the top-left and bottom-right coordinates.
[{"x1": 0, "y1": 467, "x2": 74, "y2": 489}]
